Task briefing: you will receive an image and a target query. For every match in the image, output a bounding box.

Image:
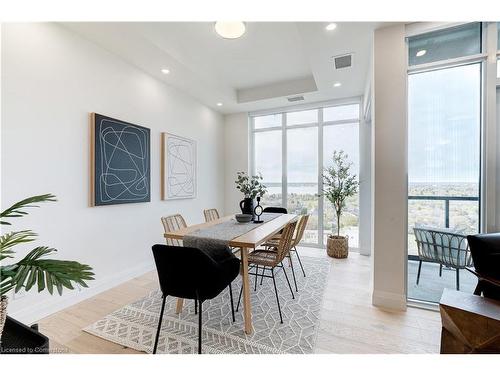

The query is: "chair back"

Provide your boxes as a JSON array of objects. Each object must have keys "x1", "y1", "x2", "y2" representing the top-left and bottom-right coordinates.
[
  {"x1": 467, "y1": 233, "x2": 500, "y2": 281},
  {"x1": 263, "y1": 206, "x2": 288, "y2": 214},
  {"x1": 203, "y1": 208, "x2": 220, "y2": 222},
  {"x1": 275, "y1": 220, "x2": 298, "y2": 262},
  {"x1": 413, "y1": 227, "x2": 472, "y2": 268},
  {"x1": 467, "y1": 233, "x2": 500, "y2": 300},
  {"x1": 292, "y1": 214, "x2": 310, "y2": 247},
  {"x1": 161, "y1": 214, "x2": 187, "y2": 246},
  {"x1": 151, "y1": 244, "x2": 240, "y2": 300}
]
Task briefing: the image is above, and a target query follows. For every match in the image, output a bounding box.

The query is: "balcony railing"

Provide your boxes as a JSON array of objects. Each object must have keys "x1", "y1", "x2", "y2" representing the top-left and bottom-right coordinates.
[{"x1": 408, "y1": 195, "x2": 479, "y2": 229}]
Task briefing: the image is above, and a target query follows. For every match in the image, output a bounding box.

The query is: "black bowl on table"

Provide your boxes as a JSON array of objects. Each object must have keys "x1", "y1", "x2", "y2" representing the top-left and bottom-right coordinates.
[{"x1": 235, "y1": 214, "x2": 252, "y2": 223}]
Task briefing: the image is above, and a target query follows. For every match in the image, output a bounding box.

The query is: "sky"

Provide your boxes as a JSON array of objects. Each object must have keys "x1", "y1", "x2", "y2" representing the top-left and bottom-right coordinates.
[{"x1": 408, "y1": 63, "x2": 481, "y2": 184}]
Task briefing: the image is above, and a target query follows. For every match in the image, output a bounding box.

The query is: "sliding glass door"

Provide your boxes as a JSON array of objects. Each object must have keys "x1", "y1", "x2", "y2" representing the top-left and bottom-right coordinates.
[
  {"x1": 251, "y1": 103, "x2": 360, "y2": 248},
  {"x1": 406, "y1": 23, "x2": 482, "y2": 303}
]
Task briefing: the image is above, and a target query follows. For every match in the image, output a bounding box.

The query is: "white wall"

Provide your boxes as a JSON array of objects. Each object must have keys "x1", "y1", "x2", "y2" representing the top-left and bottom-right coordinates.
[
  {"x1": 1, "y1": 23, "x2": 225, "y2": 323},
  {"x1": 223, "y1": 112, "x2": 249, "y2": 214},
  {"x1": 371, "y1": 24, "x2": 408, "y2": 311}
]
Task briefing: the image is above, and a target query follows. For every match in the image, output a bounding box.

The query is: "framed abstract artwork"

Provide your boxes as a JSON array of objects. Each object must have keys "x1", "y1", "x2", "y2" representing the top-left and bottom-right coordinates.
[
  {"x1": 161, "y1": 132, "x2": 196, "y2": 200},
  {"x1": 90, "y1": 113, "x2": 151, "y2": 206}
]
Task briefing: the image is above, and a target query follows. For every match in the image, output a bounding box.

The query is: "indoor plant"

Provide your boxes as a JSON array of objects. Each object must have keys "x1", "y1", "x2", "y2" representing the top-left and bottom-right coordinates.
[
  {"x1": 0, "y1": 194, "x2": 94, "y2": 342},
  {"x1": 323, "y1": 151, "x2": 358, "y2": 258},
  {"x1": 235, "y1": 172, "x2": 267, "y2": 217}
]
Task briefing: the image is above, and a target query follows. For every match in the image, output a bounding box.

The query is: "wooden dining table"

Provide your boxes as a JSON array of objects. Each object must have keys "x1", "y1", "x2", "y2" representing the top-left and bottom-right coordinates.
[{"x1": 163, "y1": 213, "x2": 297, "y2": 334}]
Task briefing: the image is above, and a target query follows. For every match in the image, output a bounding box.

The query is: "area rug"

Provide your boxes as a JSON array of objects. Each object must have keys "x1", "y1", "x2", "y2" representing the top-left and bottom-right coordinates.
[{"x1": 83, "y1": 256, "x2": 330, "y2": 354}]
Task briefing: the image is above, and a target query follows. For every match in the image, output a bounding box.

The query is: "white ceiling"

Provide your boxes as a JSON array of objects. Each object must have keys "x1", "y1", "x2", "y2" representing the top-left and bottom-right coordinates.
[{"x1": 62, "y1": 22, "x2": 384, "y2": 114}]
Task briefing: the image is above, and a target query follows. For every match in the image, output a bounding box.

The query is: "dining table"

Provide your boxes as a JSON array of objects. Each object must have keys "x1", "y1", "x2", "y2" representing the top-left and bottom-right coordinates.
[{"x1": 163, "y1": 213, "x2": 297, "y2": 334}]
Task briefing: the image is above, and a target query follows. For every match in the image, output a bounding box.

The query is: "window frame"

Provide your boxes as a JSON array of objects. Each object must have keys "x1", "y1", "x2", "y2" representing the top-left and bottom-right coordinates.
[
  {"x1": 405, "y1": 22, "x2": 488, "y2": 308},
  {"x1": 249, "y1": 98, "x2": 362, "y2": 248}
]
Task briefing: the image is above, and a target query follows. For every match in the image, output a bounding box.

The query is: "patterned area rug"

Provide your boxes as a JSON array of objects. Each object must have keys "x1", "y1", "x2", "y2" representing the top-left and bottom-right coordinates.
[{"x1": 84, "y1": 256, "x2": 330, "y2": 354}]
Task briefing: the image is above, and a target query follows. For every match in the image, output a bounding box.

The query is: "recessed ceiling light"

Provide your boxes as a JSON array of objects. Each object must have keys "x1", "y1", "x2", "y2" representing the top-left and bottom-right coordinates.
[
  {"x1": 333, "y1": 82, "x2": 342, "y2": 87},
  {"x1": 216, "y1": 102, "x2": 223, "y2": 107},
  {"x1": 214, "y1": 22, "x2": 246, "y2": 39},
  {"x1": 416, "y1": 49, "x2": 427, "y2": 57},
  {"x1": 325, "y1": 23, "x2": 337, "y2": 31},
  {"x1": 161, "y1": 68, "x2": 170, "y2": 74}
]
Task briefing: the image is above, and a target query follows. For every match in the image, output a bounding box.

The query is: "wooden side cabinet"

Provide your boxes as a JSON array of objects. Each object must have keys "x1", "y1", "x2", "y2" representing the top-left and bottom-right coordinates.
[{"x1": 439, "y1": 289, "x2": 500, "y2": 354}]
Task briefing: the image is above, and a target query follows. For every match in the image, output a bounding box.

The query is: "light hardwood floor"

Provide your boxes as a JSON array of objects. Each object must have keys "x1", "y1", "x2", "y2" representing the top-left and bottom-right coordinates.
[{"x1": 37, "y1": 249, "x2": 441, "y2": 354}]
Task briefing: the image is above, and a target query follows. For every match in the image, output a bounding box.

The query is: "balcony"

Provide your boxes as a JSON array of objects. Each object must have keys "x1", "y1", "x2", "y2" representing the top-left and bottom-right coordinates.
[{"x1": 407, "y1": 194, "x2": 479, "y2": 303}]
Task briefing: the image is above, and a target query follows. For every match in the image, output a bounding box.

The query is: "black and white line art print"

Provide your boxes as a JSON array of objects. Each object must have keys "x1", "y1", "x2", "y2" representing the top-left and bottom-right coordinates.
[
  {"x1": 91, "y1": 113, "x2": 151, "y2": 206},
  {"x1": 161, "y1": 132, "x2": 196, "y2": 200}
]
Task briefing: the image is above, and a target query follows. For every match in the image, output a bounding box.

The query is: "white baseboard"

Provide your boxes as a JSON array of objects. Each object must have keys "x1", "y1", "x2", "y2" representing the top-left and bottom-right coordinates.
[
  {"x1": 9, "y1": 261, "x2": 155, "y2": 325},
  {"x1": 372, "y1": 289, "x2": 407, "y2": 311}
]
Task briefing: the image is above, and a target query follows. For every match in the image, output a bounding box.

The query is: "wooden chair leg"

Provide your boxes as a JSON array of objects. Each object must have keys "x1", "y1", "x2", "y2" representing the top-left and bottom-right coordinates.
[
  {"x1": 456, "y1": 269, "x2": 460, "y2": 291},
  {"x1": 153, "y1": 294, "x2": 167, "y2": 354}
]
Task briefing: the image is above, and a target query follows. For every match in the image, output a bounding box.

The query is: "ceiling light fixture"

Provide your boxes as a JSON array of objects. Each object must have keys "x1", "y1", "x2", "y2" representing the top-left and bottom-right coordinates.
[
  {"x1": 325, "y1": 23, "x2": 337, "y2": 31},
  {"x1": 416, "y1": 49, "x2": 427, "y2": 57},
  {"x1": 333, "y1": 82, "x2": 342, "y2": 87},
  {"x1": 214, "y1": 22, "x2": 246, "y2": 39},
  {"x1": 216, "y1": 102, "x2": 223, "y2": 107},
  {"x1": 161, "y1": 68, "x2": 170, "y2": 74}
]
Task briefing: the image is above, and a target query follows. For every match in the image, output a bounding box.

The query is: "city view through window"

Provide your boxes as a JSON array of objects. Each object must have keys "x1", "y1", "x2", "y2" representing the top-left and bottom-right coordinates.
[{"x1": 252, "y1": 104, "x2": 360, "y2": 248}]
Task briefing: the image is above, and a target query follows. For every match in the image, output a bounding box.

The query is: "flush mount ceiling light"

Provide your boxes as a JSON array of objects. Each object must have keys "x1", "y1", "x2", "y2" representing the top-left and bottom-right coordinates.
[
  {"x1": 161, "y1": 68, "x2": 170, "y2": 74},
  {"x1": 333, "y1": 82, "x2": 342, "y2": 87},
  {"x1": 214, "y1": 22, "x2": 246, "y2": 39},
  {"x1": 325, "y1": 23, "x2": 337, "y2": 31},
  {"x1": 216, "y1": 102, "x2": 223, "y2": 107},
  {"x1": 416, "y1": 49, "x2": 427, "y2": 57}
]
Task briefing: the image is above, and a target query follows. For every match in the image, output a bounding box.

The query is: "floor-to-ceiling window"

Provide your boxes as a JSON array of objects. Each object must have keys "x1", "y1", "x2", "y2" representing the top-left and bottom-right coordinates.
[
  {"x1": 251, "y1": 102, "x2": 360, "y2": 248},
  {"x1": 407, "y1": 23, "x2": 483, "y2": 303}
]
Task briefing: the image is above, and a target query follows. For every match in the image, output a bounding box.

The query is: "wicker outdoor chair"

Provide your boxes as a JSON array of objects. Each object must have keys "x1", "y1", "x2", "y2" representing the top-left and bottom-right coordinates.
[{"x1": 413, "y1": 226, "x2": 473, "y2": 290}]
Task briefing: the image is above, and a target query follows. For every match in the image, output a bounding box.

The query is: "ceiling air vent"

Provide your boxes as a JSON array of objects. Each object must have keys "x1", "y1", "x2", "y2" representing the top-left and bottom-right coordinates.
[
  {"x1": 287, "y1": 95, "x2": 304, "y2": 102},
  {"x1": 333, "y1": 53, "x2": 353, "y2": 69}
]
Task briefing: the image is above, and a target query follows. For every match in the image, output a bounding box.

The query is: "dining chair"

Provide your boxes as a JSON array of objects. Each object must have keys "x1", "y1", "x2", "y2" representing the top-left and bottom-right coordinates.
[
  {"x1": 236, "y1": 220, "x2": 297, "y2": 324},
  {"x1": 161, "y1": 214, "x2": 187, "y2": 246},
  {"x1": 203, "y1": 208, "x2": 220, "y2": 222},
  {"x1": 263, "y1": 214, "x2": 310, "y2": 291},
  {"x1": 263, "y1": 206, "x2": 288, "y2": 214},
  {"x1": 151, "y1": 244, "x2": 240, "y2": 354}
]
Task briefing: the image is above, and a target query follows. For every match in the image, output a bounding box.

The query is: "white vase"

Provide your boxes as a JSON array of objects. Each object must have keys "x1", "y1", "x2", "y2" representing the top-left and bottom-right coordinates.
[{"x1": 0, "y1": 295, "x2": 7, "y2": 344}]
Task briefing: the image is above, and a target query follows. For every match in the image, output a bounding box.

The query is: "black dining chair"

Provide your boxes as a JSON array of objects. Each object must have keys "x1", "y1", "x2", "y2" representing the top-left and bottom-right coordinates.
[
  {"x1": 151, "y1": 244, "x2": 240, "y2": 354},
  {"x1": 263, "y1": 206, "x2": 288, "y2": 214}
]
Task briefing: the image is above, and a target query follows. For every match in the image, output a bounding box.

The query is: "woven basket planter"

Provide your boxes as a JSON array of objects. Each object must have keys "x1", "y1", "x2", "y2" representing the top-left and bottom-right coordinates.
[
  {"x1": 0, "y1": 296, "x2": 7, "y2": 344},
  {"x1": 327, "y1": 235, "x2": 349, "y2": 258}
]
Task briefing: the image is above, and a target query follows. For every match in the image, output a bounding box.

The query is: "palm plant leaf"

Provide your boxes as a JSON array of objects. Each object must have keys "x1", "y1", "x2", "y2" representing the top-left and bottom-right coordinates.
[
  {"x1": 0, "y1": 194, "x2": 56, "y2": 225},
  {"x1": 0, "y1": 230, "x2": 37, "y2": 261},
  {"x1": 11, "y1": 246, "x2": 95, "y2": 295}
]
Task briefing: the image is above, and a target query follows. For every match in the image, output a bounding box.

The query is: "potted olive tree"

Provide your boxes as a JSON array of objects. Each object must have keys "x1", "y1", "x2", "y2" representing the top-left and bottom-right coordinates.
[
  {"x1": 235, "y1": 172, "x2": 267, "y2": 218},
  {"x1": 0, "y1": 194, "x2": 94, "y2": 342},
  {"x1": 323, "y1": 151, "x2": 358, "y2": 258}
]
